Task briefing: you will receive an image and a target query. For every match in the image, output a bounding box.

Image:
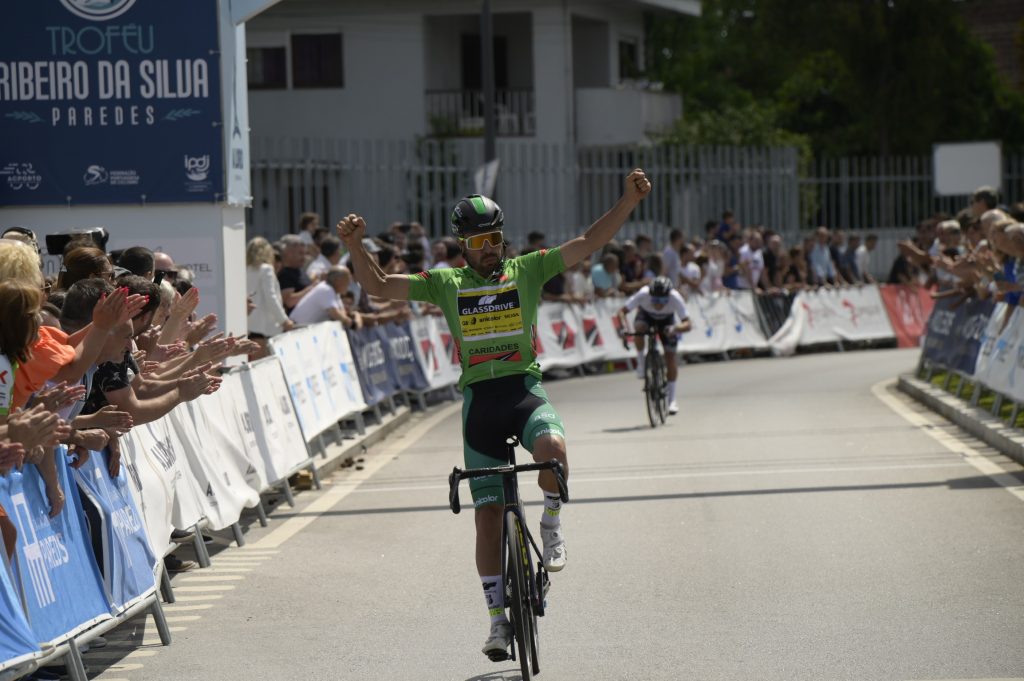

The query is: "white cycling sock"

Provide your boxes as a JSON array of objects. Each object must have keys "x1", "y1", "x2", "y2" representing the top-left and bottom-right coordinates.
[
  {"x1": 482, "y1": 575, "x2": 507, "y2": 625},
  {"x1": 541, "y1": 493, "x2": 562, "y2": 529},
  {"x1": 667, "y1": 380, "x2": 677, "y2": 403},
  {"x1": 635, "y1": 349, "x2": 645, "y2": 370}
]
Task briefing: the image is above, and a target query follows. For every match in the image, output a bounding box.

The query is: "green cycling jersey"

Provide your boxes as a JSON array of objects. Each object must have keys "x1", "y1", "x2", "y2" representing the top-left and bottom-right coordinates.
[{"x1": 407, "y1": 247, "x2": 566, "y2": 390}]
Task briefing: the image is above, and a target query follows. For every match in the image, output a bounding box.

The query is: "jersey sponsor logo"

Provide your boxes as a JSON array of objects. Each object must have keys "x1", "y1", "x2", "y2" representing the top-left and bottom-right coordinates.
[
  {"x1": 416, "y1": 270, "x2": 431, "y2": 279},
  {"x1": 457, "y1": 282, "x2": 523, "y2": 341},
  {"x1": 468, "y1": 345, "x2": 523, "y2": 366}
]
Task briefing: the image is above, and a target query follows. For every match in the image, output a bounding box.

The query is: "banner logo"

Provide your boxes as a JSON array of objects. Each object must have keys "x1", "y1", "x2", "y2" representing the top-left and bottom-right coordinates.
[
  {"x1": 83, "y1": 165, "x2": 108, "y2": 186},
  {"x1": 10, "y1": 493, "x2": 57, "y2": 608},
  {"x1": 2, "y1": 163, "x2": 42, "y2": 191},
  {"x1": 184, "y1": 155, "x2": 210, "y2": 181},
  {"x1": 59, "y1": 0, "x2": 139, "y2": 22}
]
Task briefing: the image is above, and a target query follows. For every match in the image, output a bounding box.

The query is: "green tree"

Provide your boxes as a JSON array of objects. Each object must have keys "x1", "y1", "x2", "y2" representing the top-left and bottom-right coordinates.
[{"x1": 646, "y1": 0, "x2": 1024, "y2": 156}]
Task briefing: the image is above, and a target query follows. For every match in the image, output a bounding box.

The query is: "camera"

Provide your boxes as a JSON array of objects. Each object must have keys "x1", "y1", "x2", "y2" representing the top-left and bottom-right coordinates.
[{"x1": 45, "y1": 226, "x2": 109, "y2": 256}]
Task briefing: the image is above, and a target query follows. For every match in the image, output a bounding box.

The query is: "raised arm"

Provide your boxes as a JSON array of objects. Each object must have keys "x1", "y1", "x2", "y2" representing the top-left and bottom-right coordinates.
[
  {"x1": 558, "y1": 169, "x2": 651, "y2": 269},
  {"x1": 336, "y1": 215, "x2": 412, "y2": 301}
]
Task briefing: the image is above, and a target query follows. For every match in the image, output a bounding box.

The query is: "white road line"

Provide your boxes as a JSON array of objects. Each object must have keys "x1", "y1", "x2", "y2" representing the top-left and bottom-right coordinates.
[
  {"x1": 250, "y1": 402, "x2": 462, "y2": 549},
  {"x1": 84, "y1": 649, "x2": 157, "y2": 659},
  {"x1": 171, "y1": 594, "x2": 223, "y2": 602},
  {"x1": 163, "y1": 615, "x2": 202, "y2": 622},
  {"x1": 347, "y1": 462, "x2": 970, "y2": 496},
  {"x1": 162, "y1": 604, "x2": 213, "y2": 612},
  {"x1": 173, "y1": 585, "x2": 236, "y2": 592},
  {"x1": 873, "y1": 379, "x2": 1024, "y2": 504},
  {"x1": 190, "y1": 567, "x2": 253, "y2": 573},
  {"x1": 175, "y1": 574, "x2": 245, "y2": 582}
]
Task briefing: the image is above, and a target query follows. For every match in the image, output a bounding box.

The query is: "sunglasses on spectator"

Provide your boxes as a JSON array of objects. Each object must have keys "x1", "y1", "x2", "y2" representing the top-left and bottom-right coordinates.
[
  {"x1": 460, "y1": 230, "x2": 503, "y2": 250},
  {"x1": 155, "y1": 269, "x2": 178, "y2": 284}
]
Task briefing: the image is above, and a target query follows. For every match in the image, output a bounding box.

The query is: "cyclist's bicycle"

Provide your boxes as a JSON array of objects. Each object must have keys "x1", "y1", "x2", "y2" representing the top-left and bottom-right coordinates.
[
  {"x1": 623, "y1": 331, "x2": 668, "y2": 427},
  {"x1": 448, "y1": 437, "x2": 569, "y2": 680}
]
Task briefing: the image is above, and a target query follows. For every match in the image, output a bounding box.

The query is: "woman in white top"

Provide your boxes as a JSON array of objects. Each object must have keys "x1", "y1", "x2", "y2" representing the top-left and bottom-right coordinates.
[{"x1": 246, "y1": 237, "x2": 293, "y2": 355}]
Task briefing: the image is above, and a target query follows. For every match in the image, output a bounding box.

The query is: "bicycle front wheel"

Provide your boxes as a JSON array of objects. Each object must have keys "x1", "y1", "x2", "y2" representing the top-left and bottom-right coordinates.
[
  {"x1": 655, "y1": 352, "x2": 668, "y2": 425},
  {"x1": 644, "y1": 351, "x2": 663, "y2": 428},
  {"x1": 505, "y1": 511, "x2": 536, "y2": 680}
]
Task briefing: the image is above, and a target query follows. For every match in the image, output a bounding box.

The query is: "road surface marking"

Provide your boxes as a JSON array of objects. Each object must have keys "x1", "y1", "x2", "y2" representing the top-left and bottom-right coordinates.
[
  {"x1": 873, "y1": 379, "x2": 1024, "y2": 504},
  {"x1": 161, "y1": 603, "x2": 213, "y2": 612},
  {"x1": 250, "y1": 402, "x2": 462, "y2": 549},
  {"x1": 171, "y1": 594, "x2": 223, "y2": 602}
]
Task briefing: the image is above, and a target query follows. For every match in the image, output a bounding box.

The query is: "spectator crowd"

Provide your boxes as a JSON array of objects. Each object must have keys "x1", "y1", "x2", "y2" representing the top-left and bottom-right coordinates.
[
  {"x1": 0, "y1": 224, "x2": 261, "y2": 613},
  {"x1": 255, "y1": 186, "x2": 1021, "y2": 336}
]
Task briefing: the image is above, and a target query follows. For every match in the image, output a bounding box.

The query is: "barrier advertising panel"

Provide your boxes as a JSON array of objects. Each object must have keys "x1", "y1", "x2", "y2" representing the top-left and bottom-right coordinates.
[
  {"x1": 0, "y1": 460, "x2": 109, "y2": 644},
  {"x1": 879, "y1": 285, "x2": 935, "y2": 348},
  {"x1": 73, "y1": 451, "x2": 158, "y2": 611}
]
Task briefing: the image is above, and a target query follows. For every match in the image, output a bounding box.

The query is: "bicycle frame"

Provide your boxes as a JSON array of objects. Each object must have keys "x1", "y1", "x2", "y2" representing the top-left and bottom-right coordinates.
[{"x1": 448, "y1": 438, "x2": 569, "y2": 675}]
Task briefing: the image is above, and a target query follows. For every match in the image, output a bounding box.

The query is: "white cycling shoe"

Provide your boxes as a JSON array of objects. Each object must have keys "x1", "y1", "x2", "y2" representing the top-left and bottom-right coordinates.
[
  {"x1": 668, "y1": 400, "x2": 679, "y2": 415},
  {"x1": 540, "y1": 525, "x2": 567, "y2": 572},
  {"x1": 482, "y1": 620, "x2": 514, "y2": 660}
]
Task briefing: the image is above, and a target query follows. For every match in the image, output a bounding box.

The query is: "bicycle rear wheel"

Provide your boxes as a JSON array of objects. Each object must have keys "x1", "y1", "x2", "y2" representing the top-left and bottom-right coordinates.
[
  {"x1": 644, "y1": 351, "x2": 663, "y2": 428},
  {"x1": 505, "y1": 511, "x2": 536, "y2": 680}
]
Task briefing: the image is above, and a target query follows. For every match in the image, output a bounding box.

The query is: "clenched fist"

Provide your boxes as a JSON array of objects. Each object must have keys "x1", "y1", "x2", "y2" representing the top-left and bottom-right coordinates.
[
  {"x1": 336, "y1": 214, "x2": 367, "y2": 249},
  {"x1": 624, "y1": 168, "x2": 652, "y2": 204}
]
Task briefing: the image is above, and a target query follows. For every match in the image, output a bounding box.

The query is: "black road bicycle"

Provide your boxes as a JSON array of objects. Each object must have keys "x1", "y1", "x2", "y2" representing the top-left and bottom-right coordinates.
[
  {"x1": 624, "y1": 331, "x2": 668, "y2": 427},
  {"x1": 448, "y1": 437, "x2": 569, "y2": 680}
]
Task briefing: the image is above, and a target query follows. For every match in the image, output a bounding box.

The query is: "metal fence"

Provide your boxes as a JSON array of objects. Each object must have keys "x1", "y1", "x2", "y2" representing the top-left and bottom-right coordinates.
[
  {"x1": 248, "y1": 137, "x2": 801, "y2": 246},
  {"x1": 248, "y1": 138, "x2": 1022, "y2": 277},
  {"x1": 798, "y1": 154, "x2": 1024, "y2": 232}
]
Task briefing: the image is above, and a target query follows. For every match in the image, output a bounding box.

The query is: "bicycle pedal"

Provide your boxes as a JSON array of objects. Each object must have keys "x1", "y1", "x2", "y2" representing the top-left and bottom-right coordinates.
[{"x1": 486, "y1": 650, "x2": 510, "y2": 662}]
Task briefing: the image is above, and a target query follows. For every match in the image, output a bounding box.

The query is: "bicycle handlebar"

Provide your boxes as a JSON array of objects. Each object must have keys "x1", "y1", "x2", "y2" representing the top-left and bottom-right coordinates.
[
  {"x1": 448, "y1": 460, "x2": 569, "y2": 514},
  {"x1": 620, "y1": 329, "x2": 660, "y2": 350}
]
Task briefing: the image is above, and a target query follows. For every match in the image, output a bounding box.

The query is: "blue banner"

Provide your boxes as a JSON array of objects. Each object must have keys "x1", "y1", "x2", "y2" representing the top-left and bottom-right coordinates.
[
  {"x1": 382, "y1": 322, "x2": 429, "y2": 392},
  {"x1": 73, "y1": 450, "x2": 157, "y2": 612},
  {"x1": 348, "y1": 326, "x2": 396, "y2": 407},
  {"x1": 0, "y1": 540, "x2": 40, "y2": 673},
  {"x1": 0, "y1": 454, "x2": 110, "y2": 644},
  {"x1": 1, "y1": 0, "x2": 223, "y2": 205},
  {"x1": 922, "y1": 296, "x2": 994, "y2": 373}
]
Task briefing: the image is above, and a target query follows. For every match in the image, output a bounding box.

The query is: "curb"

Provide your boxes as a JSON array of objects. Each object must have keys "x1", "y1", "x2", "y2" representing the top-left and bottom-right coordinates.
[{"x1": 897, "y1": 374, "x2": 1024, "y2": 467}]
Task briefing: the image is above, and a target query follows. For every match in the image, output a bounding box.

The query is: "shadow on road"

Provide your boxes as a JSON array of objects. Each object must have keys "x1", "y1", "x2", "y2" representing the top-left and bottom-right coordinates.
[
  {"x1": 267, "y1": 473, "x2": 1022, "y2": 519},
  {"x1": 464, "y1": 669, "x2": 521, "y2": 681}
]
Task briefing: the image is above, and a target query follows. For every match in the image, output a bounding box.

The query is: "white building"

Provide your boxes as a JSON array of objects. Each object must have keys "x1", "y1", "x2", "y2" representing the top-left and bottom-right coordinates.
[{"x1": 245, "y1": 0, "x2": 699, "y2": 147}]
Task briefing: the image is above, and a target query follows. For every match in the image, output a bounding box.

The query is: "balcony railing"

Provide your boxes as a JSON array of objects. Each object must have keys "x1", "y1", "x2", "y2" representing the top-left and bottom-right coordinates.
[{"x1": 425, "y1": 89, "x2": 535, "y2": 137}]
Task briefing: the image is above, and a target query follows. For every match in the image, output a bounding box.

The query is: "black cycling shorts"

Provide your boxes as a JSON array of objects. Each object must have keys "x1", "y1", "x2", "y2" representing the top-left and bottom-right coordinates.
[
  {"x1": 634, "y1": 309, "x2": 680, "y2": 350},
  {"x1": 462, "y1": 374, "x2": 565, "y2": 508}
]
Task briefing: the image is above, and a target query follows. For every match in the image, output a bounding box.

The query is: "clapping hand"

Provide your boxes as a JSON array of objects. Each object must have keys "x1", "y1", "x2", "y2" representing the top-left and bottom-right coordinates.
[{"x1": 35, "y1": 381, "x2": 87, "y2": 412}]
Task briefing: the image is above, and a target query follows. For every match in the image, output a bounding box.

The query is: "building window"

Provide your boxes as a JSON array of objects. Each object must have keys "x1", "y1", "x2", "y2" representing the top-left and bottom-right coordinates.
[
  {"x1": 460, "y1": 34, "x2": 509, "y2": 90},
  {"x1": 618, "y1": 38, "x2": 640, "y2": 81},
  {"x1": 247, "y1": 47, "x2": 286, "y2": 89},
  {"x1": 291, "y1": 33, "x2": 344, "y2": 88}
]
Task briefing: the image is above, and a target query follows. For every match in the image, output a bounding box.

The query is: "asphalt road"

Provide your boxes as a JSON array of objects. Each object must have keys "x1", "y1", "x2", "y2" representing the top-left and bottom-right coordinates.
[{"x1": 88, "y1": 348, "x2": 1024, "y2": 681}]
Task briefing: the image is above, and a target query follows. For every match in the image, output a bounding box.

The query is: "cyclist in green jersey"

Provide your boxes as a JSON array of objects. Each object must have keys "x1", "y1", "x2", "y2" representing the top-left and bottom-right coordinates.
[{"x1": 337, "y1": 168, "x2": 652, "y2": 659}]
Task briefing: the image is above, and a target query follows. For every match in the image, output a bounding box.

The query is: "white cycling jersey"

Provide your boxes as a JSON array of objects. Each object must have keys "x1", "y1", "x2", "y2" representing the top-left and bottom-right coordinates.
[{"x1": 624, "y1": 286, "x2": 689, "y2": 321}]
